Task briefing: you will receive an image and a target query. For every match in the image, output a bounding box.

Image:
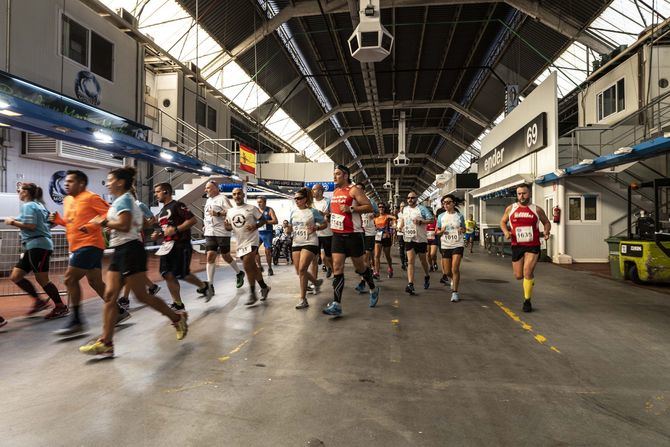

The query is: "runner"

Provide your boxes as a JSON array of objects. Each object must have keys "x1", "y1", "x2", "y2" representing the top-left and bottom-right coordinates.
[
  {"x1": 323, "y1": 165, "x2": 380, "y2": 316},
  {"x1": 373, "y1": 203, "x2": 395, "y2": 278},
  {"x1": 435, "y1": 205, "x2": 449, "y2": 284},
  {"x1": 426, "y1": 217, "x2": 439, "y2": 272},
  {"x1": 79, "y1": 167, "x2": 188, "y2": 357},
  {"x1": 225, "y1": 187, "x2": 271, "y2": 305},
  {"x1": 6, "y1": 182, "x2": 68, "y2": 319},
  {"x1": 436, "y1": 194, "x2": 465, "y2": 302},
  {"x1": 500, "y1": 184, "x2": 551, "y2": 312},
  {"x1": 287, "y1": 187, "x2": 327, "y2": 309},
  {"x1": 356, "y1": 182, "x2": 379, "y2": 287},
  {"x1": 50, "y1": 170, "x2": 130, "y2": 336},
  {"x1": 311, "y1": 183, "x2": 333, "y2": 284},
  {"x1": 396, "y1": 202, "x2": 408, "y2": 270},
  {"x1": 152, "y1": 182, "x2": 209, "y2": 311},
  {"x1": 399, "y1": 192, "x2": 433, "y2": 295},
  {"x1": 201, "y1": 180, "x2": 245, "y2": 300},
  {"x1": 256, "y1": 196, "x2": 278, "y2": 276},
  {"x1": 464, "y1": 214, "x2": 477, "y2": 253},
  {"x1": 117, "y1": 186, "x2": 160, "y2": 311}
]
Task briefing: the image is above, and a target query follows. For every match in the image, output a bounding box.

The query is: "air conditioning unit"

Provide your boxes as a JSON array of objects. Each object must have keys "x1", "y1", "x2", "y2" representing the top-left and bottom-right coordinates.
[{"x1": 24, "y1": 133, "x2": 124, "y2": 168}]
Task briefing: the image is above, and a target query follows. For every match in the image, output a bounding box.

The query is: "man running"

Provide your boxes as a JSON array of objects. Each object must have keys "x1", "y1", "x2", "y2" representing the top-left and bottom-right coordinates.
[
  {"x1": 356, "y1": 182, "x2": 379, "y2": 286},
  {"x1": 464, "y1": 214, "x2": 477, "y2": 253},
  {"x1": 202, "y1": 180, "x2": 245, "y2": 300},
  {"x1": 399, "y1": 192, "x2": 433, "y2": 295},
  {"x1": 311, "y1": 183, "x2": 333, "y2": 282},
  {"x1": 50, "y1": 170, "x2": 129, "y2": 336},
  {"x1": 396, "y1": 202, "x2": 408, "y2": 270},
  {"x1": 152, "y1": 183, "x2": 209, "y2": 311},
  {"x1": 500, "y1": 184, "x2": 551, "y2": 312},
  {"x1": 373, "y1": 203, "x2": 395, "y2": 278},
  {"x1": 323, "y1": 165, "x2": 380, "y2": 316},
  {"x1": 226, "y1": 188, "x2": 271, "y2": 305},
  {"x1": 256, "y1": 196, "x2": 278, "y2": 276}
]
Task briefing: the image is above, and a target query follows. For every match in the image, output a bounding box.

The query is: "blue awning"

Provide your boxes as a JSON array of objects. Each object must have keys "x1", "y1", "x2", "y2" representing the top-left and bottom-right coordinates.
[{"x1": 535, "y1": 136, "x2": 670, "y2": 185}]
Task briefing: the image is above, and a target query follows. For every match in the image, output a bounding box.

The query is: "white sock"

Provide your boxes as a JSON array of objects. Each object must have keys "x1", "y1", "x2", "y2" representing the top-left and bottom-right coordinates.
[
  {"x1": 207, "y1": 262, "x2": 216, "y2": 283},
  {"x1": 228, "y1": 259, "x2": 241, "y2": 274}
]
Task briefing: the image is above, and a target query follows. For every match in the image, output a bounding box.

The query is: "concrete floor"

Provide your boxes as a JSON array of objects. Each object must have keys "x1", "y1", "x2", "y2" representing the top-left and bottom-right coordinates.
[{"x1": 2, "y1": 251, "x2": 670, "y2": 446}]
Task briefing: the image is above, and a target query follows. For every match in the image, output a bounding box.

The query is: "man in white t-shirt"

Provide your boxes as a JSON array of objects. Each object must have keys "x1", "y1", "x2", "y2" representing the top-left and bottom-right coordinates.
[
  {"x1": 311, "y1": 184, "x2": 333, "y2": 283},
  {"x1": 201, "y1": 180, "x2": 245, "y2": 301},
  {"x1": 225, "y1": 188, "x2": 271, "y2": 305},
  {"x1": 398, "y1": 191, "x2": 434, "y2": 295}
]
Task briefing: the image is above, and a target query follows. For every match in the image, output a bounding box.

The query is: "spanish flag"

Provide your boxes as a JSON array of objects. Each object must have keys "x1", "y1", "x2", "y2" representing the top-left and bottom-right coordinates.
[{"x1": 239, "y1": 144, "x2": 256, "y2": 175}]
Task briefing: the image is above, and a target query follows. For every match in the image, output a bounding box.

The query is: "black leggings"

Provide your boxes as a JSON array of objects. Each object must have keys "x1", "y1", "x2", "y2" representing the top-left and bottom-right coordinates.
[{"x1": 398, "y1": 236, "x2": 407, "y2": 265}]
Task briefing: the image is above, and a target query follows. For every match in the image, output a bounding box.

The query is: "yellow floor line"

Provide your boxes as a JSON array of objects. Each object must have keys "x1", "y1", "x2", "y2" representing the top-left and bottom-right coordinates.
[
  {"x1": 218, "y1": 327, "x2": 264, "y2": 362},
  {"x1": 494, "y1": 301, "x2": 561, "y2": 354}
]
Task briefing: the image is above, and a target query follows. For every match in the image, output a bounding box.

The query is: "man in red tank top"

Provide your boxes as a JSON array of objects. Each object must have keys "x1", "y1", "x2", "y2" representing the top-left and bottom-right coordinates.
[
  {"x1": 500, "y1": 183, "x2": 551, "y2": 313},
  {"x1": 323, "y1": 165, "x2": 380, "y2": 316}
]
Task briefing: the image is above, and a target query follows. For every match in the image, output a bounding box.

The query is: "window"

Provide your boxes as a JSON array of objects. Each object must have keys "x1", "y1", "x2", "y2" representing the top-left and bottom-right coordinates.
[
  {"x1": 196, "y1": 100, "x2": 217, "y2": 131},
  {"x1": 62, "y1": 15, "x2": 88, "y2": 67},
  {"x1": 90, "y1": 32, "x2": 114, "y2": 81},
  {"x1": 597, "y1": 78, "x2": 625, "y2": 121},
  {"x1": 568, "y1": 194, "x2": 599, "y2": 222},
  {"x1": 61, "y1": 15, "x2": 114, "y2": 82}
]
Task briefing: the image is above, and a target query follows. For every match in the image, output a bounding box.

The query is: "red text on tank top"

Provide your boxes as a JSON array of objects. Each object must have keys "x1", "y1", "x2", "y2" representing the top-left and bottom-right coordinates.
[
  {"x1": 509, "y1": 203, "x2": 541, "y2": 246},
  {"x1": 330, "y1": 185, "x2": 359, "y2": 234}
]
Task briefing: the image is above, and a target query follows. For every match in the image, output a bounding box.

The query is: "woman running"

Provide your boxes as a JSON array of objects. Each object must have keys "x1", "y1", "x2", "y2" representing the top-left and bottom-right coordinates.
[
  {"x1": 426, "y1": 217, "x2": 439, "y2": 272},
  {"x1": 287, "y1": 188, "x2": 327, "y2": 309},
  {"x1": 5, "y1": 183, "x2": 69, "y2": 319},
  {"x1": 373, "y1": 203, "x2": 396, "y2": 278},
  {"x1": 79, "y1": 167, "x2": 188, "y2": 358},
  {"x1": 435, "y1": 194, "x2": 465, "y2": 303}
]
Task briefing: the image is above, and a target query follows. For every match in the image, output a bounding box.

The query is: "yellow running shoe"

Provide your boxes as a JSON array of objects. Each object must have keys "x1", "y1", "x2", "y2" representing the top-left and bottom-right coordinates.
[
  {"x1": 79, "y1": 339, "x2": 114, "y2": 358},
  {"x1": 173, "y1": 312, "x2": 188, "y2": 340}
]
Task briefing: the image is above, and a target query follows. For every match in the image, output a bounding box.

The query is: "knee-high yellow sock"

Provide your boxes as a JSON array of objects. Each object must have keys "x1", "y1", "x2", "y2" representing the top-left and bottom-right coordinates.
[{"x1": 523, "y1": 278, "x2": 534, "y2": 300}]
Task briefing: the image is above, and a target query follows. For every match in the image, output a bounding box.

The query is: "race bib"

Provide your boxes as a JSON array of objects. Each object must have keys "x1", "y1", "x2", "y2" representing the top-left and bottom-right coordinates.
[
  {"x1": 294, "y1": 227, "x2": 309, "y2": 242},
  {"x1": 404, "y1": 226, "x2": 417, "y2": 239},
  {"x1": 515, "y1": 226, "x2": 534, "y2": 243},
  {"x1": 427, "y1": 231, "x2": 435, "y2": 240},
  {"x1": 331, "y1": 214, "x2": 344, "y2": 231},
  {"x1": 375, "y1": 231, "x2": 383, "y2": 242},
  {"x1": 362, "y1": 215, "x2": 371, "y2": 228},
  {"x1": 237, "y1": 245, "x2": 253, "y2": 257}
]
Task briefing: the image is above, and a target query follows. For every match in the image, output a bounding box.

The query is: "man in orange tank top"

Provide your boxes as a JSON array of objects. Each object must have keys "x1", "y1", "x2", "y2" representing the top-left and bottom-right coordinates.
[
  {"x1": 323, "y1": 165, "x2": 380, "y2": 316},
  {"x1": 500, "y1": 183, "x2": 551, "y2": 313}
]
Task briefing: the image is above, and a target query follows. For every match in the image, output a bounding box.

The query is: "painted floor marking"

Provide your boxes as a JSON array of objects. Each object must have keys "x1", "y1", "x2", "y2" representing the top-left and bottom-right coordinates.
[
  {"x1": 494, "y1": 301, "x2": 561, "y2": 354},
  {"x1": 218, "y1": 327, "x2": 264, "y2": 362}
]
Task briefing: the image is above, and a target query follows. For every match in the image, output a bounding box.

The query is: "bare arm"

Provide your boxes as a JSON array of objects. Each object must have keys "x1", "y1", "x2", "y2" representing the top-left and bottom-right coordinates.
[
  {"x1": 500, "y1": 205, "x2": 512, "y2": 239},
  {"x1": 267, "y1": 208, "x2": 279, "y2": 225},
  {"x1": 536, "y1": 206, "x2": 552, "y2": 240},
  {"x1": 350, "y1": 188, "x2": 373, "y2": 214}
]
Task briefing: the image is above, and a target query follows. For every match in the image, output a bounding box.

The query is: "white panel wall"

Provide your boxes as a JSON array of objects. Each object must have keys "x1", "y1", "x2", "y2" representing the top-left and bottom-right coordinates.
[
  {"x1": 4, "y1": 0, "x2": 140, "y2": 121},
  {"x1": 258, "y1": 162, "x2": 334, "y2": 183}
]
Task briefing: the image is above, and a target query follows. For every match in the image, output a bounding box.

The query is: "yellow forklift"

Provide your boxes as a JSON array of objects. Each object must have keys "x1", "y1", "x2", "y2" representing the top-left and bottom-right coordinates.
[{"x1": 619, "y1": 178, "x2": 670, "y2": 283}]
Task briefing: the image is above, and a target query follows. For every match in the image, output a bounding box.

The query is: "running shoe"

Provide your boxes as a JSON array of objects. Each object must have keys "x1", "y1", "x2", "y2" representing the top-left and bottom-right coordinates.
[
  {"x1": 322, "y1": 264, "x2": 327, "y2": 272},
  {"x1": 322, "y1": 301, "x2": 342, "y2": 316},
  {"x1": 373, "y1": 271, "x2": 380, "y2": 280},
  {"x1": 236, "y1": 271, "x2": 246, "y2": 288},
  {"x1": 148, "y1": 284, "x2": 161, "y2": 295},
  {"x1": 268, "y1": 267, "x2": 274, "y2": 276},
  {"x1": 170, "y1": 302, "x2": 185, "y2": 311},
  {"x1": 451, "y1": 292, "x2": 460, "y2": 302},
  {"x1": 433, "y1": 263, "x2": 438, "y2": 272},
  {"x1": 54, "y1": 320, "x2": 87, "y2": 337},
  {"x1": 522, "y1": 299, "x2": 532, "y2": 313},
  {"x1": 405, "y1": 283, "x2": 416, "y2": 295},
  {"x1": 245, "y1": 294, "x2": 259, "y2": 306},
  {"x1": 326, "y1": 267, "x2": 332, "y2": 278},
  {"x1": 0, "y1": 316, "x2": 7, "y2": 328},
  {"x1": 401, "y1": 263, "x2": 407, "y2": 271},
  {"x1": 369, "y1": 286, "x2": 380, "y2": 308},
  {"x1": 173, "y1": 312, "x2": 188, "y2": 340},
  {"x1": 28, "y1": 299, "x2": 50, "y2": 315},
  {"x1": 355, "y1": 282, "x2": 367, "y2": 294},
  {"x1": 196, "y1": 282, "x2": 209, "y2": 296},
  {"x1": 423, "y1": 275, "x2": 430, "y2": 290},
  {"x1": 260, "y1": 286, "x2": 271, "y2": 301},
  {"x1": 116, "y1": 308, "x2": 131, "y2": 325},
  {"x1": 307, "y1": 283, "x2": 316, "y2": 295},
  {"x1": 204, "y1": 284, "x2": 215, "y2": 303},
  {"x1": 295, "y1": 299, "x2": 309, "y2": 310},
  {"x1": 118, "y1": 296, "x2": 130, "y2": 311},
  {"x1": 387, "y1": 267, "x2": 394, "y2": 278},
  {"x1": 45, "y1": 304, "x2": 69, "y2": 320},
  {"x1": 439, "y1": 275, "x2": 448, "y2": 285},
  {"x1": 79, "y1": 339, "x2": 114, "y2": 358},
  {"x1": 313, "y1": 279, "x2": 323, "y2": 295}
]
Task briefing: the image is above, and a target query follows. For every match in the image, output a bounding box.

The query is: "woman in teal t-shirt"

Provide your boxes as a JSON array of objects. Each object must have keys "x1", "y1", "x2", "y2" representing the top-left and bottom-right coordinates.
[{"x1": 5, "y1": 183, "x2": 68, "y2": 319}]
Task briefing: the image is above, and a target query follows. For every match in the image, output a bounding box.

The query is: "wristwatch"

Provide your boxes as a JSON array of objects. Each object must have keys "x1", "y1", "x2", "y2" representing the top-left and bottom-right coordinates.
[{"x1": 349, "y1": 206, "x2": 355, "y2": 213}]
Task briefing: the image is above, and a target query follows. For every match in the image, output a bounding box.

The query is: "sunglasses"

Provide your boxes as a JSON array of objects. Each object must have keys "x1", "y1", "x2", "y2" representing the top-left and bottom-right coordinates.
[
  {"x1": 294, "y1": 196, "x2": 305, "y2": 201},
  {"x1": 407, "y1": 196, "x2": 417, "y2": 199}
]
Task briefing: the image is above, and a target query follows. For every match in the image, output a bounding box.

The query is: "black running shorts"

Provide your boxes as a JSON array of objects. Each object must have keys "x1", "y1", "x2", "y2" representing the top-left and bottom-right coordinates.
[
  {"x1": 205, "y1": 236, "x2": 231, "y2": 254},
  {"x1": 375, "y1": 237, "x2": 392, "y2": 248},
  {"x1": 15, "y1": 248, "x2": 52, "y2": 273},
  {"x1": 292, "y1": 245, "x2": 319, "y2": 256},
  {"x1": 511, "y1": 245, "x2": 541, "y2": 262},
  {"x1": 160, "y1": 242, "x2": 192, "y2": 279},
  {"x1": 441, "y1": 247, "x2": 464, "y2": 259},
  {"x1": 405, "y1": 241, "x2": 428, "y2": 254},
  {"x1": 109, "y1": 240, "x2": 147, "y2": 278},
  {"x1": 318, "y1": 236, "x2": 332, "y2": 257},
  {"x1": 364, "y1": 235, "x2": 375, "y2": 253},
  {"x1": 332, "y1": 233, "x2": 366, "y2": 258}
]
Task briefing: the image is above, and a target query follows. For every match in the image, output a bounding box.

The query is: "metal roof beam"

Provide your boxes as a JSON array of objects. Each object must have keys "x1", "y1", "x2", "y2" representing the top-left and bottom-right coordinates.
[{"x1": 504, "y1": 0, "x2": 614, "y2": 55}]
